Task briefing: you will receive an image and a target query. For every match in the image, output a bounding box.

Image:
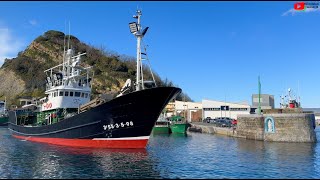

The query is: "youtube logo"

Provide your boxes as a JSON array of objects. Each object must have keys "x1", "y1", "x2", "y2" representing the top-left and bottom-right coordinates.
[{"x1": 294, "y1": 2, "x2": 305, "y2": 10}]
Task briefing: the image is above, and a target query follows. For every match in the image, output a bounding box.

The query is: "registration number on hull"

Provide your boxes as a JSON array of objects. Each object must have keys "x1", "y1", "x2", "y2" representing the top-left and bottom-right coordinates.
[{"x1": 103, "y1": 121, "x2": 134, "y2": 130}]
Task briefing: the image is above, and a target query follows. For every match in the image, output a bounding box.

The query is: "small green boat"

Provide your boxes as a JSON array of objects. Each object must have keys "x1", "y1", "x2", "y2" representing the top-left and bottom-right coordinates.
[
  {"x1": 152, "y1": 113, "x2": 171, "y2": 134},
  {"x1": 169, "y1": 115, "x2": 189, "y2": 134}
]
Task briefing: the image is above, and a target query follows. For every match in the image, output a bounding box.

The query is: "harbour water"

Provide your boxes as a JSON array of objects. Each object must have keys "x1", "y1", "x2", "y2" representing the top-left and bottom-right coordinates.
[{"x1": 1, "y1": 127, "x2": 320, "y2": 178}]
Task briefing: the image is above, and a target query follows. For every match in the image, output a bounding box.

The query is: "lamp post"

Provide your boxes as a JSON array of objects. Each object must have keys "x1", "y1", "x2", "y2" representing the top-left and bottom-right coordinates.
[{"x1": 258, "y1": 76, "x2": 261, "y2": 115}]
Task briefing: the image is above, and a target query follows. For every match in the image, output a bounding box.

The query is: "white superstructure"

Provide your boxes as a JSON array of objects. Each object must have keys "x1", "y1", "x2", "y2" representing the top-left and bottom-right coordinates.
[{"x1": 40, "y1": 48, "x2": 93, "y2": 112}]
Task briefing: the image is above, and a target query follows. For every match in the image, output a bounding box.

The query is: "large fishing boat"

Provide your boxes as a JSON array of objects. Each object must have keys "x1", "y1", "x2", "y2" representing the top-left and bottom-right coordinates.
[{"x1": 8, "y1": 10, "x2": 181, "y2": 149}]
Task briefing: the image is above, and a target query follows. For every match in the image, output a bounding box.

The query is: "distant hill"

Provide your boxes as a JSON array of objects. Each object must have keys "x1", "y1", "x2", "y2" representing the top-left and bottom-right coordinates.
[{"x1": 0, "y1": 30, "x2": 192, "y2": 106}]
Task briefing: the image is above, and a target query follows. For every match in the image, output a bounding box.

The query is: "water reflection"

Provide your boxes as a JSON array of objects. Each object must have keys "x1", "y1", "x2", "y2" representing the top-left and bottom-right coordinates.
[
  {"x1": 2, "y1": 127, "x2": 320, "y2": 178},
  {"x1": 33, "y1": 144, "x2": 160, "y2": 179},
  {"x1": 0, "y1": 128, "x2": 160, "y2": 179},
  {"x1": 234, "y1": 138, "x2": 317, "y2": 178}
]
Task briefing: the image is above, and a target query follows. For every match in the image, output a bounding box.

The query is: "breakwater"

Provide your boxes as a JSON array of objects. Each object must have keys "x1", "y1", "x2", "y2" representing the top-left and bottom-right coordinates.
[{"x1": 189, "y1": 112, "x2": 316, "y2": 143}]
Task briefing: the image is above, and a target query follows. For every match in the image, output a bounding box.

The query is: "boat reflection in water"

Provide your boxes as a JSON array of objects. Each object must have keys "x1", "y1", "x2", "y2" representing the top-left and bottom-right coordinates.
[{"x1": 19, "y1": 144, "x2": 160, "y2": 179}]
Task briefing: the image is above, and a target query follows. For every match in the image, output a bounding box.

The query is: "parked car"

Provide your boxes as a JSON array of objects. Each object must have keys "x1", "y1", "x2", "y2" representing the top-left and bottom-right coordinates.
[
  {"x1": 206, "y1": 117, "x2": 218, "y2": 124},
  {"x1": 231, "y1": 119, "x2": 237, "y2": 125},
  {"x1": 215, "y1": 119, "x2": 232, "y2": 127},
  {"x1": 205, "y1": 117, "x2": 233, "y2": 127}
]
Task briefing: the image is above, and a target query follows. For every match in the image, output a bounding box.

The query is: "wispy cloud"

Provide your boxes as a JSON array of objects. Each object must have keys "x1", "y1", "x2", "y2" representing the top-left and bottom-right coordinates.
[
  {"x1": 0, "y1": 28, "x2": 25, "y2": 66},
  {"x1": 282, "y1": 8, "x2": 320, "y2": 16},
  {"x1": 28, "y1": 19, "x2": 37, "y2": 26}
]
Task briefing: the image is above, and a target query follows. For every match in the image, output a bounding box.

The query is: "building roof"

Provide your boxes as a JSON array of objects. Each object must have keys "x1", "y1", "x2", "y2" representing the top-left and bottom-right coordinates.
[
  {"x1": 202, "y1": 99, "x2": 249, "y2": 106},
  {"x1": 303, "y1": 108, "x2": 320, "y2": 115}
]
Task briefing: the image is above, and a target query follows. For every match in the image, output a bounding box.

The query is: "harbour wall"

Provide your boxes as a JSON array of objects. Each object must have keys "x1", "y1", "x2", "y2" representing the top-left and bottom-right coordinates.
[
  {"x1": 236, "y1": 113, "x2": 316, "y2": 142},
  {"x1": 189, "y1": 112, "x2": 316, "y2": 143}
]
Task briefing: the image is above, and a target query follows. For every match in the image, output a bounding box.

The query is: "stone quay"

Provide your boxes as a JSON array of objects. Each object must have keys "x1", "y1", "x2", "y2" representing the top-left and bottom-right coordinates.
[{"x1": 188, "y1": 108, "x2": 317, "y2": 143}]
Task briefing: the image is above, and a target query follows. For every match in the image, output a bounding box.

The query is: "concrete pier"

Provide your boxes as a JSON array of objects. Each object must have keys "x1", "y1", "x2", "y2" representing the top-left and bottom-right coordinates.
[
  {"x1": 188, "y1": 122, "x2": 237, "y2": 137},
  {"x1": 189, "y1": 111, "x2": 317, "y2": 143}
]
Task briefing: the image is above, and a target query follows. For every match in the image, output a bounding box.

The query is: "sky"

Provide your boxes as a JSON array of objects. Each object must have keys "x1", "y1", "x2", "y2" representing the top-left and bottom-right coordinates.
[{"x1": 0, "y1": 1, "x2": 319, "y2": 107}]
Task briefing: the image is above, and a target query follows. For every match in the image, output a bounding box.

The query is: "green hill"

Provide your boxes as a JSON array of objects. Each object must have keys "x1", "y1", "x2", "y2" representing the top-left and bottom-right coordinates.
[{"x1": 0, "y1": 30, "x2": 192, "y2": 106}]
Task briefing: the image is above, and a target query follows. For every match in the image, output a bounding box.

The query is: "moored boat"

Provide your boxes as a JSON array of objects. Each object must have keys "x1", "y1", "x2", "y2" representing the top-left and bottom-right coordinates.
[
  {"x1": 0, "y1": 100, "x2": 8, "y2": 126},
  {"x1": 169, "y1": 115, "x2": 189, "y2": 134},
  {"x1": 152, "y1": 113, "x2": 171, "y2": 134},
  {"x1": 8, "y1": 10, "x2": 181, "y2": 149}
]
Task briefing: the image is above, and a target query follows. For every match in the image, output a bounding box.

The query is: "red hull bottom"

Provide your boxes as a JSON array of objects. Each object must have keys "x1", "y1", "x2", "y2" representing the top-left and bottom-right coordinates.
[{"x1": 13, "y1": 135, "x2": 149, "y2": 149}]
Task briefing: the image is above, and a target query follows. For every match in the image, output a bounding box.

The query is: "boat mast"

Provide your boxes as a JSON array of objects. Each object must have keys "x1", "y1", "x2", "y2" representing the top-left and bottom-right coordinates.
[
  {"x1": 129, "y1": 10, "x2": 149, "y2": 91},
  {"x1": 4, "y1": 97, "x2": 6, "y2": 113},
  {"x1": 135, "y1": 10, "x2": 142, "y2": 91}
]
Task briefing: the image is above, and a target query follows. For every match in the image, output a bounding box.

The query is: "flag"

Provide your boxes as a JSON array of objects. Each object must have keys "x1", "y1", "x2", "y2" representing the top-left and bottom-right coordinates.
[{"x1": 294, "y1": 2, "x2": 305, "y2": 10}]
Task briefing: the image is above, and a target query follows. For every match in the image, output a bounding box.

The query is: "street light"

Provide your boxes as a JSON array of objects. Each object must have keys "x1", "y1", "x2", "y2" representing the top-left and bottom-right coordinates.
[{"x1": 129, "y1": 22, "x2": 138, "y2": 34}]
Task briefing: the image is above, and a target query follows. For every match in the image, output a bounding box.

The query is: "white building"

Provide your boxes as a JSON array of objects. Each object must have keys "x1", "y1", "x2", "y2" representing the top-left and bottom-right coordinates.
[
  {"x1": 202, "y1": 99, "x2": 250, "y2": 120},
  {"x1": 303, "y1": 108, "x2": 320, "y2": 125},
  {"x1": 174, "y1": 100, "x2": 202, "y2": 123}
]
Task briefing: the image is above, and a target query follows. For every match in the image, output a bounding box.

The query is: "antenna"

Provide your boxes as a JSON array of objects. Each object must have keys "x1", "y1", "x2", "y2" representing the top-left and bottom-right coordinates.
[
  {"x1": 298, "y1": 80, "x2": 300, "y2": 105},
  {"x1": 68, "y1": 21, "x2": 71, "y2": 50},
  {"x1": 141, "y1": 39, "x2": 157, "y2": 87},
  {"x1": 288, "y1": 88, "x2": 292, "y2": 101},
  {"x1": 63, "y1": 20, "x2": 67, "y2": 75},
  {"x1": 4, "y1": 96, "x2": 6, "y2": 112}
]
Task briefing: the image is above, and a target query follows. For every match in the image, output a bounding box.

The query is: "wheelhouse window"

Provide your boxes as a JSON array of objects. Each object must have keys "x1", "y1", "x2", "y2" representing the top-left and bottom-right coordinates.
[
  {"x1": 65, "y1": 91, "x2": 69, "y2": 96},
  {"x1": 81, "y1": 93, "x2": 85, "y2": 98},
  {"x1": 70, "y1": 91, "x2": 74, "y2": 97},
  {"x1": 59, "y1": 91, "x2": 63, "y2": 96},
  {"x1": 54, "y1": 92, "x2": 57, "y2": 97},
  {"x1": 75, "y1": 92, "x2": 81, "y2": 97},
  {"x1": 84, "y1": 93, "x2": 88, "y2": 98}
]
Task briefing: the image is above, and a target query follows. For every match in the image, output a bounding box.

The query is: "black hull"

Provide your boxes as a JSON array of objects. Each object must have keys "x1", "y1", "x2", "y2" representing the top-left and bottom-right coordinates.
[{"x1": 8, "y1": 87, "x2": 181, "y2": 148}]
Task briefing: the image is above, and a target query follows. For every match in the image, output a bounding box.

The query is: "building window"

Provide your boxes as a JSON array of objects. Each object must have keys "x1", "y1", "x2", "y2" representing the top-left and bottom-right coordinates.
[
  {"x1": 221, "y1": 106, "x2": 229, "y2": 111},
  {"x1": 203, "y1": 108, "x2": 221, "y2": 111},
  {"x1": 230, "y1": 108, "x2": 248, "y2": 111}
]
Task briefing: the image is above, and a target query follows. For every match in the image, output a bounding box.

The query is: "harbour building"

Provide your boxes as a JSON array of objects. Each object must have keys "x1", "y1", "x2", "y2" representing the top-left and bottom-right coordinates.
[
  {"x1": 251, "y1": 94, "x2": 274, "y2": 113},
  {"x1": 202, "y1": 99, "x2": 250, "y2": 120},
  {"x1": 172, "y1": 101, "x2": 202, "y2": 123},
  {"x1": 303, "y1": 108, "x2": 320, "y2": 125}
]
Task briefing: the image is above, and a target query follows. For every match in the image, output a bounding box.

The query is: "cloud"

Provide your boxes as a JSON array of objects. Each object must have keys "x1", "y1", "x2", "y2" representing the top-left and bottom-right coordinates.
[
  {"x1": 29, "y1": 19, "x2": 37, "y2": 26},
  {"x1": 282, "y1": 8, "x2": 320, "y2": 16},
  {"x1": 0, "y1": 28, "x2": 25, "y2": 65}
]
